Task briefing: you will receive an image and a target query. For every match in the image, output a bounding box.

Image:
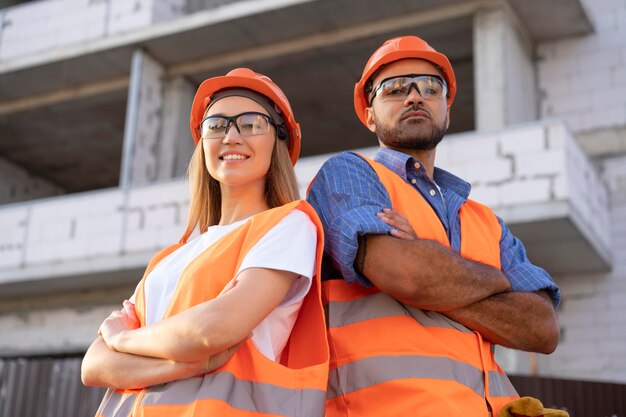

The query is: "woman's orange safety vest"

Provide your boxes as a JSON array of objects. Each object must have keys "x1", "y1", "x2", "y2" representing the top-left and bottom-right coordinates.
[
  {"x1": 96, "y1": 200, "x2": 329, "y2": 417},
  {"x1": 323, "y1": 155, "x2": 518, "y2": 417}
]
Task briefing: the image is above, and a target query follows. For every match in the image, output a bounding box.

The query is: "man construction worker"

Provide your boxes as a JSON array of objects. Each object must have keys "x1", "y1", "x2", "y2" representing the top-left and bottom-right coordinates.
[{"x1": 306, "y1": 36, "x2": 561, "y2": 417}]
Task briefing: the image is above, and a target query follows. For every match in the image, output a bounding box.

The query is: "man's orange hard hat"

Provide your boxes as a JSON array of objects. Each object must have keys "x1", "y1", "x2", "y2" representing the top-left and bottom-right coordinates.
[
  {"x1": 190, "y1": 68, "x2": 301, "y2": 165},
  {"x1": 353, "y1": 36, "x2": 457, "y2": 126}
]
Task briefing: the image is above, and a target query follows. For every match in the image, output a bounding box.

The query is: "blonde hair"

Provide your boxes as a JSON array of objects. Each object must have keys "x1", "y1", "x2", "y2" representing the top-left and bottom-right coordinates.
[{"x1": 180, "y1": 136, "x2": 299, "y2": 242}]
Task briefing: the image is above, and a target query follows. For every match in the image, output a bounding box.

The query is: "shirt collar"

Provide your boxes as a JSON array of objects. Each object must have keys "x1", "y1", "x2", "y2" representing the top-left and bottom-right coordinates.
[{"x1": 373, "y1": 147, "x2": 471, "y2": 200}]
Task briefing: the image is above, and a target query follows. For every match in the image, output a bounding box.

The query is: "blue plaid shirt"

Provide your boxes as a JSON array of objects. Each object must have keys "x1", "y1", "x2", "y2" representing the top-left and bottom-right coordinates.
[{"x1": 307, "y1": 148, "x2": 560, "y2": 307}]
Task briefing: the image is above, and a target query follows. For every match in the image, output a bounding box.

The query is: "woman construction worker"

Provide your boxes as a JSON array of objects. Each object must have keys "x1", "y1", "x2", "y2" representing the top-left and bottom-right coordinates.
[{"x1": 81, "y1": 68, "x2": 329, "y2": 417}]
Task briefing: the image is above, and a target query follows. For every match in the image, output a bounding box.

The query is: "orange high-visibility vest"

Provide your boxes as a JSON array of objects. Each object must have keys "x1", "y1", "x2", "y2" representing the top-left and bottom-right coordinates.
[
  {"x1": 323, "y1": 155, "x2": 518, "y2": 417},
  {"x1": 96, "y1": 200, "x2": 329, "y2": 417}
]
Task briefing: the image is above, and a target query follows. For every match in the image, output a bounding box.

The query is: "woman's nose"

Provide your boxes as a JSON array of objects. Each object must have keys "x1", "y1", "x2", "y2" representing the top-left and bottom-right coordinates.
[{"x1": 222, "y1": 121, "x2": 243, "y2": 143}]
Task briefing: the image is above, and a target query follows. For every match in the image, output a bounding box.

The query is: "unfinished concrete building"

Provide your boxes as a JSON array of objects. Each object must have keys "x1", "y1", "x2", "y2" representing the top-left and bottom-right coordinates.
[{"x1": 1, "y1": 0, "x2": 625, "y2": 415}]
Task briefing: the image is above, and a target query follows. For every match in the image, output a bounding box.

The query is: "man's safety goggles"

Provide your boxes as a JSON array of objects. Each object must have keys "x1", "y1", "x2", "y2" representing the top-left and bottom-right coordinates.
[
  {"x1": 369, "y1": 74, "x2": 448, "y2": 105},
  {"x1": 200, "y1": 112, "x2": 277, "y2": 139}
]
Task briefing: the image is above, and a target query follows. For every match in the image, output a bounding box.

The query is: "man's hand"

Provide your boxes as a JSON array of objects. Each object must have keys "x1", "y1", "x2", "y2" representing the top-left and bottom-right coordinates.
[{"x1": 377, "y1": 208, "x2": 418, "y2": 240}]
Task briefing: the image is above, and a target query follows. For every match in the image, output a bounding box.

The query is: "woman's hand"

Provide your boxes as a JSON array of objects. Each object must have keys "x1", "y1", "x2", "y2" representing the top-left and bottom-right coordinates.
[
  {"x1": 197, "y1": 339, "x2": 246, "y2": 375},
  {"x1": 377, "y1": 208, "x2": 418, "y2": 240},
  {"x1": 99, "y1": 300, "x2": 140, "y2": 351}
]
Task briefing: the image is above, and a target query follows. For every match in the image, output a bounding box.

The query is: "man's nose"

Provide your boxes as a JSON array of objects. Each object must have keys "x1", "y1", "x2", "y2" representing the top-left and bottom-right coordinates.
[{"x1": 403, "y1": 83, "x2": 423, "y2": 106}]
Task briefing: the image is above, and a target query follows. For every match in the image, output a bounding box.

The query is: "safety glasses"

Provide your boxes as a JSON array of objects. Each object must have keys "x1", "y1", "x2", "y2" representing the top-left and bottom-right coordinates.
[
  {"x1": 369, "y1": 74, "x2": 448, "y2": 105},
  {"x1": 200, "y1": 112, "x2": 277, "y2": 139}
]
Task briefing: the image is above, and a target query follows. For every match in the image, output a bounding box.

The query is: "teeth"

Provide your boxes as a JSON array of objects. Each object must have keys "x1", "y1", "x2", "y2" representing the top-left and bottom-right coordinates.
[{"x1": 222, "y1": 154, "x2": 248, "y2": 160}]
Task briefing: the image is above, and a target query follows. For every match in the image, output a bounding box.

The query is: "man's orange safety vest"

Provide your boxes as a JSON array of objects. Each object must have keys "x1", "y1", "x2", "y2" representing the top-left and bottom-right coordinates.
[
  {"x1": 322, "y1": 155, "x2": 519, "y2": 417},
  {"x1": 96, "y1": 200, "x2": 329, "y2": 417}
]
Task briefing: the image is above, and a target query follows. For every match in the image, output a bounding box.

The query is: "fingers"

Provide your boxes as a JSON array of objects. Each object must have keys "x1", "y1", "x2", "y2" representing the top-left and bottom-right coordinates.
[
  {"x1": 123, "y1": 300, "x2": 135, "y2": 314},
  {"x1": 377, "y1": 208, "x2": 418, "y2": 240},
  {"x1": 200, "y1": 339, "x2": 248, "y2": 375},
  {"x1": 122, "y1": 300, "x2": 139, "y2": 326},
  {"x1": 389, "y1": 227, "x2": 417, "y2": 240}
]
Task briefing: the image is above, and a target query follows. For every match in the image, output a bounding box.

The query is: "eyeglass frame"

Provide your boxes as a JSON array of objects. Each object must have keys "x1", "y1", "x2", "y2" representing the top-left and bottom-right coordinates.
[
  {"x1": 199, "y1": 111, "x2": 278, "y2": 140},
  {"x1": 368, "y1": 74, "x2": 448, "y2": 106}
]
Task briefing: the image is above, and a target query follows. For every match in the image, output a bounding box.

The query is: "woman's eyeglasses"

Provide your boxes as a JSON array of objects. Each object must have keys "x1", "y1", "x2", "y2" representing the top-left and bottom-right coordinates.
[{"x1": 200, "y1": 112, "x2": 276, "y2": 139}]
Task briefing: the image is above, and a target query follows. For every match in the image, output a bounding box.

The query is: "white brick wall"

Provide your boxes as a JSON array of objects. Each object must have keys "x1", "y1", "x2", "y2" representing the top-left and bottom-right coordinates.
[
  {"x1": 0, "y1": 0, "x2": 185, "y2": 61},
  {"x1": 0, "y1": 0, "x2": 107, "y2": 61},
  {"x1": 0, "y1": 205, "x2": 27, "y2": 270},
  {"x1": 537, "y1": 0, "x2": 626, "y2": 134},
  {"x1": 0, "y1": 178, "x2": 187, "y2": 279},
  {"x1": 24, "y1": 189, "x2": 125, "y2": 265},
  {"x1": 534, "y1": 154, "x2": 626, "y2": 383}
]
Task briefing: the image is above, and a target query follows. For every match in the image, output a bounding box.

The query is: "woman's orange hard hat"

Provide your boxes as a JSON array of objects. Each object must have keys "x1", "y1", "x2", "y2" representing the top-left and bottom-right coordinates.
[{"x1": 190, "y1": 68, "x2": 301, "y2": 165}]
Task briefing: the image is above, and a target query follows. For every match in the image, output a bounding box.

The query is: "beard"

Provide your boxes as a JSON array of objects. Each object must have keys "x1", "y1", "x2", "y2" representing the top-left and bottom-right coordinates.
[{"x1": 374, "y1": 106, "x2": 447, "y2": 151}]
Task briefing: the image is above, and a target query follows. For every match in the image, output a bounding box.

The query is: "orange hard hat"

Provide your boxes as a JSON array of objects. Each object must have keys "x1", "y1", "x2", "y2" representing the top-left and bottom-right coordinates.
[
  {"x1": 190, "y1": 68, "x2": 301, "y2": 165},
  {"x1": 353, "y1": 36, "x2": 457, "y2": 126}
]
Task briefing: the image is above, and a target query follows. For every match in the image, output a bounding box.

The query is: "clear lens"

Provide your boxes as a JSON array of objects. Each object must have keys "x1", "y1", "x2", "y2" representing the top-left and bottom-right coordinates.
[
  {"x1": 200, "y1": 112, "x2": 273, "y2": 139},
  {"x1": 376, "y1": 75, "x2": 447, "y2": 102},
  {"x1": 201, "y1": 116, "x2": 229, "y2": 138},
  {"x1": 236, "y1": 113, "x2": 271, "y2": 136}
]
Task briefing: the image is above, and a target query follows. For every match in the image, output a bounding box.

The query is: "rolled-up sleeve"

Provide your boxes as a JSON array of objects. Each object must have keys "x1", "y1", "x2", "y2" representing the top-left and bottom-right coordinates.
[
  {"x1": 498, "y1": 218, "x2": 561, "y2": 307},
  {"x1": 307, "y1": 152, "x2": 392, "y2": 286}
]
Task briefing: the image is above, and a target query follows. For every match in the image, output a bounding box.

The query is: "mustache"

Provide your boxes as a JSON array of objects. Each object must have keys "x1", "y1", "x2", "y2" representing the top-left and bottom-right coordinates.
[{"x1": 400, "y1": 105, "x2": 431, "y2": 118}]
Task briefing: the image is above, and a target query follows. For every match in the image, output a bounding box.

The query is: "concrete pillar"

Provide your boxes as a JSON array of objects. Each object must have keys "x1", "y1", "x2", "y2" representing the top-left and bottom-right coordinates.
[
  {"x1": 156, "y1": 76, "x2": 196, "y2": 181},
  {"x1": 120, "y1": 49, "x2": 165, "y2": 188},
  {"x1": 473, "y1": 5, "x2": 537, "y2": 131}
]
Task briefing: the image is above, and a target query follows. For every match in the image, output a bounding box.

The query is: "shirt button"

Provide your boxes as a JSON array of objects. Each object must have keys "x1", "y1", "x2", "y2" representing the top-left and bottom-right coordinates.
[
  {"x1": 429, "y1": 189, "x2": 436, "y2": 196},
  {"x1": 411, "y1": 179, "x2": 417, "y2": 184},
  {"x1": 414, "y1": 162, "x2": 421, "y2": 169}
]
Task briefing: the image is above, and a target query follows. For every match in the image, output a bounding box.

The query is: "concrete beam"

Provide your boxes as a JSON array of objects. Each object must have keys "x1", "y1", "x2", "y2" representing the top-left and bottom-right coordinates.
[
  {"x1": 168, "y1": 0, "x2": 496, "y2": 77},
  {"x1": 0, "y1": 76, "x2": 128, "y2": 116},
  {"x1": 0, "y1": 0, "x2": 317, "y2": 75}
]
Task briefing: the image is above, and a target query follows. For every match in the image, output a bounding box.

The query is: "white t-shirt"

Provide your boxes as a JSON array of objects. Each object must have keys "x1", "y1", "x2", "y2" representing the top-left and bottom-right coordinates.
[{"x1": 130, "y1": 209, "x2": 317, "y2": 362}]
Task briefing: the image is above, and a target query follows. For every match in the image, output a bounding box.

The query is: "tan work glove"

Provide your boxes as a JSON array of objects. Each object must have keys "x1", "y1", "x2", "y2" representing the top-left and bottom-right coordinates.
[{"x1": 498, "y1": 397, "x2": 569, "y2": 417}]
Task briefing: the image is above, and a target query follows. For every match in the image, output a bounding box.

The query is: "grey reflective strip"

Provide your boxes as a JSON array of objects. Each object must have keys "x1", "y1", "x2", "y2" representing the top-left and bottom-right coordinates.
[
  {"x1": 328, "y1": 292, "x2": 471, "y2": 332},
  {"x1": 328, "y1": 355, "x2": 485, "y2": 399},
  {"x1": 404, "y1": 304, "x2": 473, "y2": 333},
  {"x1": 488, "y1": 371, "x2": 518, "y2": 397},
  {"x1": 142, "y1": 371, "x2": 325, "y2": 417},
  {"x1": 98, "y1": 390, "x2": 135, "y2": 417}
]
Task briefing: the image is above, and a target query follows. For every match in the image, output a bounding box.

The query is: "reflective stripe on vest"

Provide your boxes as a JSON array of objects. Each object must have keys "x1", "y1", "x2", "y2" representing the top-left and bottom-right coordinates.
[
  {"x1": 96, "y1": 201, "x2": 329, "y2": 417},
  {"x1": 140, "y1": 371, "x2": 325, "y2": 417},
  {"x1": 97, "y1": 391, "x2": 136, "y2": 417},
  {"x1": 322, "y1": 154, "x2": 517, "y2": 417},
  {"x1": 327, "y1": 356, "x2": 518, "y2": 400},
  {"x1": 327, "y1": 291, "x2": 473, "y2": 332}
]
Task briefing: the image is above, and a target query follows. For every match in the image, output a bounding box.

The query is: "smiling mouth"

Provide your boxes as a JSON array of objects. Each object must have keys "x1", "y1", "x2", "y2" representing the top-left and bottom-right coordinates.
[{"x1": 220, "y1": 154, "x2": 249, "y2": 160}]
